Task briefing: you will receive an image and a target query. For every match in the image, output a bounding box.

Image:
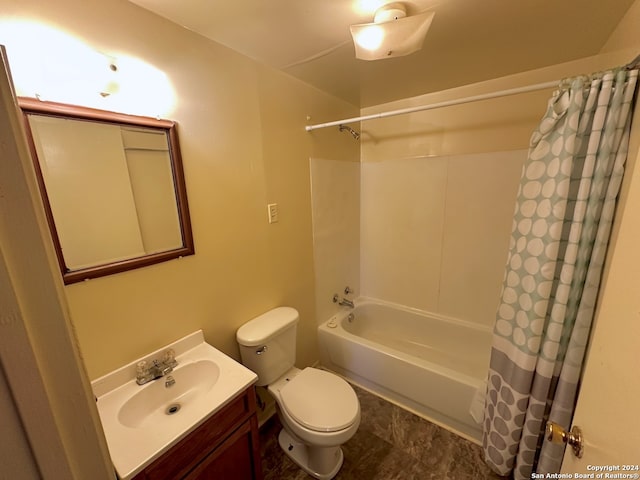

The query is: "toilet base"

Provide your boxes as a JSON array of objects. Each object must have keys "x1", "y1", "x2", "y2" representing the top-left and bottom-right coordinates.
[{"x1": 278, "y1": 429, "x2": 344, "y2": 480}]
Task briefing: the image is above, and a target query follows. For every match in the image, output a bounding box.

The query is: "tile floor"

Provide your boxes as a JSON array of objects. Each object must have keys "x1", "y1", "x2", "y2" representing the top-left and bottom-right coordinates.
[{"x1": 259, "y1": 384, "x2": 506, "y2": 480}]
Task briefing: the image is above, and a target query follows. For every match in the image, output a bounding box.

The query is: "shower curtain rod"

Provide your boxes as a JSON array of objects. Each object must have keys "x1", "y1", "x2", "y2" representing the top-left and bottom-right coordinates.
[{"x1": 305, "y1": 80, "x2": 559, "y2": 132}]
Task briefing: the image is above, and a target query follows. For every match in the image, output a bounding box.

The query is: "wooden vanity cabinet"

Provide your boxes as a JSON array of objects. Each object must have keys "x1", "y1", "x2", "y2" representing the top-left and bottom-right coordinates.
[{"x1": 132, "y1": 386, "x2": 263, "y2": 480}]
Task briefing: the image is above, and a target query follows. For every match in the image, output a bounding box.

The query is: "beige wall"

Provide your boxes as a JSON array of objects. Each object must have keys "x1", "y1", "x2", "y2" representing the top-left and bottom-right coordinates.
[
  {"x1": 0, "y1": 0, "x2": 358, "y2": 379},
  {"x1": 599, "y1": 0, "x2": 640, "y2": 54}
]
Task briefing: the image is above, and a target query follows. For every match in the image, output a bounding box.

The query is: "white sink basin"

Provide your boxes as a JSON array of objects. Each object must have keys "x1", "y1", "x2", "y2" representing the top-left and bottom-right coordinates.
[
  {"x1": 118, "y1": 359, "x2": 220, "y2": 428},
  {"x1": 91, "y1": 331, "x2": 257, "y2": 480}
]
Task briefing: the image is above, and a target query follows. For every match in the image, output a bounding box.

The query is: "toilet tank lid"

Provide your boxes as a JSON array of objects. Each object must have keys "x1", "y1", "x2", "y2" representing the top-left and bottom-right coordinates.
[{"x1": 236, "y1": 307, "x2": 299, "y2": 346}]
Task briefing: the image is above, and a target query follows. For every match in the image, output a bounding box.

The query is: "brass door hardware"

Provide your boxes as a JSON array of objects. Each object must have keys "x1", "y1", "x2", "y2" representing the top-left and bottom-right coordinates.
[{"x1": 546, "y1": 421, "x2": 584, "y2": 458}]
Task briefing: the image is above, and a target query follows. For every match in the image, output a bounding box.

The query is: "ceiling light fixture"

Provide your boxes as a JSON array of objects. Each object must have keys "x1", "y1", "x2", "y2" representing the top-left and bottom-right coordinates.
[{"x1": 350, "y1": 2, "x2": 435, "y2": 61}]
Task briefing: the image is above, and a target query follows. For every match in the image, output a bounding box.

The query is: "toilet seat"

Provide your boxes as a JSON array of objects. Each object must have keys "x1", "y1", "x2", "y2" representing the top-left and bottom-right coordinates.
[{"x1": 279, "y1": 368, "x2": 359, "y2": 433}]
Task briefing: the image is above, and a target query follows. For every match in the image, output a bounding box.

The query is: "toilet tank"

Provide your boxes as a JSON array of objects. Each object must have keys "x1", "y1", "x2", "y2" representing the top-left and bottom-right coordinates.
[{"x1": 236, "y1": 307, "x2": 299, "y2": 386}]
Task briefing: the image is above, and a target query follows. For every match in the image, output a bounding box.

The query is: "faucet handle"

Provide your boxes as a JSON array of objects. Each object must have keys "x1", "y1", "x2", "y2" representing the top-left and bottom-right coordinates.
[
  {"x1": 163, "y1": 348, "x2": 177, "y2": 368},
  {"x1": 163, "y1": 349, "x2": 175, "y2": 362},
  {"x1": 344, "y1": 286, "x2": 352, "y2": 295},
  {"x1": 136, "y1": 360, "x2": 148, "y2": 376}
]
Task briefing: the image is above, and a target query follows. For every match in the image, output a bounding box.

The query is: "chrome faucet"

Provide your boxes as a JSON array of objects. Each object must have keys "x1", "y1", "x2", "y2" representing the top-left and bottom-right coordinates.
[
  {"x1": 339, "y1": 298, "x2": 355, "y2": 308},
  {"x1": 136, "y1": 349, "x2": 178, "y2": 385},
  {"x1": 333, "y1": 293, "x2": 355, "y2": 309}
]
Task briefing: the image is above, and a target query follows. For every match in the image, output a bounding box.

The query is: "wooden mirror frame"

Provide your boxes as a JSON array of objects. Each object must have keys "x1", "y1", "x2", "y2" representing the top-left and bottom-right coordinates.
[{"x1": 19, "y1": 97, "x2": 195, "y2": 284}]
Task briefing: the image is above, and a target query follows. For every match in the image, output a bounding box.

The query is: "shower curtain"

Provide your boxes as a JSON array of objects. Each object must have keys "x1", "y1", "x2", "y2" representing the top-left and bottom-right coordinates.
[{"x1": 483, "y1": 66, "x2": 638, "y2": 479}]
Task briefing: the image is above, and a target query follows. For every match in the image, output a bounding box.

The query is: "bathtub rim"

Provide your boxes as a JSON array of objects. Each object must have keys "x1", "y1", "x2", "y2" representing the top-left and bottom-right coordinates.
[
  {"x1": 333, "y1": 296, "x2": 493, "y2": 334},
  {"x1": 323, "y1": 296, "x2": 492, "y2": 386}
]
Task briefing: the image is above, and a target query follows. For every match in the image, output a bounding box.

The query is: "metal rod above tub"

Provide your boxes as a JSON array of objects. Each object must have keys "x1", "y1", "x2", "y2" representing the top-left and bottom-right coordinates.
[{"x1": 304, "y1": 80, "x2": 559, "y2": 132}]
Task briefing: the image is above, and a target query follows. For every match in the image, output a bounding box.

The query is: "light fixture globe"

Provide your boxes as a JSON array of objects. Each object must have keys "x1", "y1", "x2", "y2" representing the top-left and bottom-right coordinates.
[{"x1": 350, "y1": 2, "x2": 435, "y2": 61}]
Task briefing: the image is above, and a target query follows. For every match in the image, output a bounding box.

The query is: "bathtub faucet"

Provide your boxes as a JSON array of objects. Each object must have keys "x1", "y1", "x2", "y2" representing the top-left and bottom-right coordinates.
[{"x1": 333, "y1": 294, "x2": 354, "y2": 309}]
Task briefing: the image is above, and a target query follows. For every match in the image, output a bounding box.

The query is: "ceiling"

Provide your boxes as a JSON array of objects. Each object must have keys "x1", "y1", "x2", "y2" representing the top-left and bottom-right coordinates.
[{"x1": 127, "y1": 0, "x2": 635, "y2": 107}]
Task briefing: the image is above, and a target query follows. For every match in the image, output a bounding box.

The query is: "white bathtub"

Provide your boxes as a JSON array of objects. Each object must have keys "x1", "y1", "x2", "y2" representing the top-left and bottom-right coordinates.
[{"x1": 318, "y1": 298, "x2": 492, "y2": 442}]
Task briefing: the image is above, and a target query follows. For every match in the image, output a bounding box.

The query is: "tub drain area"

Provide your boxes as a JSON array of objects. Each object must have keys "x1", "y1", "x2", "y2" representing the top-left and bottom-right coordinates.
[{"x1": 165, "y1": 403, "x2": 181, "y2": 415}]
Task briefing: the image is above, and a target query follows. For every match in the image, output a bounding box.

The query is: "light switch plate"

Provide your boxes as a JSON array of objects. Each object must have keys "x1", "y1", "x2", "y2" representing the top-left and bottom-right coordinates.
[{"x1": 267, "y1": 203, "x2": 279, "y2": 224}]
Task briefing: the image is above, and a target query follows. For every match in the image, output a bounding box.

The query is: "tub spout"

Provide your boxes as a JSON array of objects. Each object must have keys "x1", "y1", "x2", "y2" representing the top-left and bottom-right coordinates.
[
  {"x1": 333, "y1": 294, "x2": 354, "y2": 308},
  {"x1": 339, "y1": 298, "x2": 355, "y2": 308}
]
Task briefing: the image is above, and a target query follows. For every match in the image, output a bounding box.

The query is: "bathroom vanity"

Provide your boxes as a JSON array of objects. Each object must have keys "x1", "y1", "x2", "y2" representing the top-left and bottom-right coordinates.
[
  {"x1": 131, "y1": 385, "x2": 262, "y2": 480},
  {"x1": 91, "y1": 331, "x2": 262, "y2": 480}
]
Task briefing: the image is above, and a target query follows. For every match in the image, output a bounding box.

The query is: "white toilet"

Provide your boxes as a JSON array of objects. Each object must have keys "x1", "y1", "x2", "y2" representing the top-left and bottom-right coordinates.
[{"x1": 236, "y1": 307, "x2": 360, "y2": 480}]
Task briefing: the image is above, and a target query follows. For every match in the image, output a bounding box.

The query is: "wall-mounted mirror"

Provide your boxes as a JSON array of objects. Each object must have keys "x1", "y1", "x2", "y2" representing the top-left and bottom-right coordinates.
[{"x1": 19, "y1": 98, "x2": 194, "y2": 284}]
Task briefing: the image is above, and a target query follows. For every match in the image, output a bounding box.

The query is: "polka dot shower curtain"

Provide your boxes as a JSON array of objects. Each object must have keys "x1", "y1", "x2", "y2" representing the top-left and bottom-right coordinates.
[{"x1": 483, "y1": 66, "x2": 638, "y2": 479}]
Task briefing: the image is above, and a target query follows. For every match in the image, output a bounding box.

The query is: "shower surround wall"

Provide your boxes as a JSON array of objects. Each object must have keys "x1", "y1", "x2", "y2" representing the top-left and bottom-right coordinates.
[
  {"x1": 310, "y1": 158, "x2": 360, "y2": 324},
  {"x1": 360, "y1": 150, "x2": 526, "y2": 327},
  {"x1": 309, "y1": 148, "x2": 527, "y2": 328}
]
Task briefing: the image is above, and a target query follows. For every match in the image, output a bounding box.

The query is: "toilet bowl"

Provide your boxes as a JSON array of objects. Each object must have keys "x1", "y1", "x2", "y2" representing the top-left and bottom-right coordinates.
[
  {"x1": 269, "y1": 367, "x2": 360, "y2": 479},
  {"x1": 236, "y1": 307, "x2": 360, "y2": 479}
]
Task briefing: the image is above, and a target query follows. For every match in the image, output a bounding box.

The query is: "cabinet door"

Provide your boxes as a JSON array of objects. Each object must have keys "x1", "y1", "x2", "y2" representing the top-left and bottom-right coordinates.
[
  {"x1": 132, "y1": 389, "x2": 260, "y2": 480},
  {"x1": 185, "y1": 421, "x2": 258, "y2": 480}
]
